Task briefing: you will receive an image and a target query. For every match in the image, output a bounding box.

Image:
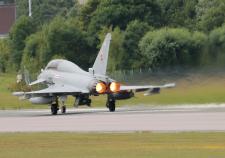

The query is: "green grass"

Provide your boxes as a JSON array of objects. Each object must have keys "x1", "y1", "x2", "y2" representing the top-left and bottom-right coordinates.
[
  {"x1": 0, "y1": 132, "x2": 225, "y2": 158},
  {"x1": 0, "y1": 73, "x2": 46, "y2": 109},
  {"x1": 1, "y1": 73, "x2": 225, "y2": 109},
  {"x1": 118, "y1": 81, "x2": 225, "y2": 105}
]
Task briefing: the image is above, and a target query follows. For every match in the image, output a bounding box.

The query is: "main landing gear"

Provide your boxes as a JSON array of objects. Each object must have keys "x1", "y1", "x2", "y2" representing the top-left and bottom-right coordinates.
[
  {"x1": 106, "y1": 94, "x2": 116, "y2": 112},
  {"x1": 51, "y1": 100, "x2": 59, "y2": 115}
]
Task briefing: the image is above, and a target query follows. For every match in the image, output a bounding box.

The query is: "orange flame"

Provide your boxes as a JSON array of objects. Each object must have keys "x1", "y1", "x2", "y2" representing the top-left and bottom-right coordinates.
[
  {"x1": 96, "y1": 82, "x2": 107, "y2": 94},
  {"x1": 110, "y1": 82, "x2": 121, "y2": 93}
]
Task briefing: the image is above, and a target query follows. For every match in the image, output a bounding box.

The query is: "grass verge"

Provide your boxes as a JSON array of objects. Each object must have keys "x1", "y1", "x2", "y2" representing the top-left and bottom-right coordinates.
[{"x1": 0, "y1": 132, "x2": 225, "y2": 158}]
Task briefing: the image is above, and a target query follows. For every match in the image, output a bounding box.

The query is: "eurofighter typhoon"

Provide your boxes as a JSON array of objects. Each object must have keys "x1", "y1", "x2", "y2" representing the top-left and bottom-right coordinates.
[{"x1": 13, "y1": 33, "x2": 175, "y2": 115}]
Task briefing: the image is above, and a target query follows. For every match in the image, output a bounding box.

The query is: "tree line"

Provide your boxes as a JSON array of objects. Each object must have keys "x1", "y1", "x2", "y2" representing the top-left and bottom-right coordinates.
[{"x1": 0, "y1": 0, "x2": 225, "y2": 73}]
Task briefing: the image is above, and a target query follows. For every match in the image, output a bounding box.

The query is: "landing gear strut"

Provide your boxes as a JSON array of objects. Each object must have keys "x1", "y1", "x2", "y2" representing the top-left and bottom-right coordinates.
[
  {"x1": 51, "y1": 98, "x2": 59, "y2": 115},
  {"x1": 106, "y1": 95, "x2": 116, "y2": 112},
  {"x1": 61, "y1": 105, "x2": 66, "y2": 114},
  {"x1": 59, "y1": 96, "x2": 67, "y2": 114}
]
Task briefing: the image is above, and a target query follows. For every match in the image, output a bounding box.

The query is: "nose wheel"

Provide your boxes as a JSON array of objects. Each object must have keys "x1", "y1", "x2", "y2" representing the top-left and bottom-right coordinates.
[{"x1": 50, "y1": 97, "x2": 67, "y2": 115}]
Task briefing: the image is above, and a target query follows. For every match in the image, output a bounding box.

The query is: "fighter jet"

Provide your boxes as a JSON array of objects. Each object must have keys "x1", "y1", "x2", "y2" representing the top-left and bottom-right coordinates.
[{"x1": 13, "y1": 33, "x2": 175, "y2": 115}]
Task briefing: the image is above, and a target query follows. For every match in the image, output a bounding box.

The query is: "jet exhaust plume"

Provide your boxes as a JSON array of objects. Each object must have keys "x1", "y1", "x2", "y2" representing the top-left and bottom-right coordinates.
[
  {"x1": 110, "y1": 82, "x2": 121, "y2": 93},
  {"x1": 96, "y1": 82, "x2": 107, "y2": 94}
]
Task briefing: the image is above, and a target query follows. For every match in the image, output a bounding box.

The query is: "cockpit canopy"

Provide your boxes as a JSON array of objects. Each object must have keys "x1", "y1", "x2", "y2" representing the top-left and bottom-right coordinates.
[{"x1": 45, "y1": 59, "x2": 86, "y2": 74}]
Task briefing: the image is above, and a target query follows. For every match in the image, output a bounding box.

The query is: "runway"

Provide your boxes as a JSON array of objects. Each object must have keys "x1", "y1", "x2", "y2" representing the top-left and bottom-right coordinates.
[{"x1": 0, "y1": 105, "x2": 225, "y2": 132}]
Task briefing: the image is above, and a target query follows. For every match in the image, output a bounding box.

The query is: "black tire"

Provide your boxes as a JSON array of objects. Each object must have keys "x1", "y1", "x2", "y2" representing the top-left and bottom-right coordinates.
[
  {"x1": 87, "y1": 99, "x2": 91, "y2": 107},
  {"x1": 61, "y1": 106, "x2": 66, "y2": 114},
  {"x1": 51, "y1": 104, "x2": 58, "y2": 115},
  {"x1": 108, "y1": 100, "x2": 115, "y2": 112}
]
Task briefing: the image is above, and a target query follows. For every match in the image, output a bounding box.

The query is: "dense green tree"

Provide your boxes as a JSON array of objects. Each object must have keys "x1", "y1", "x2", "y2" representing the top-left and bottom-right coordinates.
[
  {"x1": 9, "y1": 16, "x2": 36, "y2": 69},
  {"x1": 16, "y1": 0, "x2": 78, "y2": 25},
  {"x1": 0, "y1": 39, "x2": 11, "y2": 72},
  {"x1": 80, "y1": 0, "x2": 101, "y2": 28},
  {"x1": 122, "y1": 20, "x2": 152, "y2": 69},
  {"x1": 87, "y1": 0, "x2": 161, "y2": 33},
  {"x1": 21, "y1": 28, "x2": 48, "y2": 72},
  {"x1": 158, "y1": 0, "x2": 198, "y2": 28},
  {"x1": 196, "y1": 0, "x2": 225, "y2": 32},
  {"x1": 97, "y1": 27, "x2": 125, "y2": 72},
  {"x1": 108, "y1": 27, "x2": 125, "y2": 71},
  {"x1": 207, "y1": 24, "x2": 225, "y2": 65},
  {"x1": 22, "y1": 16, "x2": 94, "y2": 72},
  {"x1": 4, "y1": 0, "x2": 225, "y2": 73},
  {"x1": 139, "y1": 28, "x2": 207, "y2": 68},
  {"x1": 81, "y1": 0, "x2": 162, "y2": 55},
  {"x1": 47, "y1": 18, "x2": 93, "y2": 69}
]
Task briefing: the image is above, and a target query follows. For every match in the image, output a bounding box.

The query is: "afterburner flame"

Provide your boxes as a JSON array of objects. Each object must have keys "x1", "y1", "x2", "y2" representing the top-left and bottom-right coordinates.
[
  {"x1": 110, "y1": 82, "x2": 121, "y2": 93},
  {"x1": 96, "y1": 82, "x2": 107, "y2": 94}
]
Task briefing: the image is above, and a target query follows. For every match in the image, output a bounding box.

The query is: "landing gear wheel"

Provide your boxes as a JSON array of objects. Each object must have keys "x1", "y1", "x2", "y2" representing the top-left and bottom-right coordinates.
[
  {"x1": 87, "y1": 102, "x2": 91, "y2": 107},
  {"x1": 107, "y1": 94, "x2": 116, "y2": 112},
  {"x1": 108, "y1": 100, "x2": 115, "y2": 112},
  {"x1": 61, "y1": 105, "x2": 66, "y2": 114},
  {"x1": 86, "y1": 99, "x2": 92, "y2": 107},
  {"x1": 51, "y1": 103, "x2": 59, "y2": 115}
]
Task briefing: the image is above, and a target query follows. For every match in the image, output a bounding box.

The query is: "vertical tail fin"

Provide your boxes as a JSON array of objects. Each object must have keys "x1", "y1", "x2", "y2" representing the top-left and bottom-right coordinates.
[{"x1": 92, "y1": 33, "x2": 111, "y2": 75}]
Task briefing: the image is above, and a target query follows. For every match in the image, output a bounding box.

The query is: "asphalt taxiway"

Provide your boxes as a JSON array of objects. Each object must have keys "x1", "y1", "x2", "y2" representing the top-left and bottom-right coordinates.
[{"x1": 0, "y1": 105, "x2": 225, "y2": 132}]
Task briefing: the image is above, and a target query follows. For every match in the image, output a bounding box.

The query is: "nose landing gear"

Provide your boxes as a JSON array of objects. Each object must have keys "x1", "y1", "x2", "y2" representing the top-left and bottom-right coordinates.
[{"x1": 50, "y1": 96, "x2": 67, "y2": 115}]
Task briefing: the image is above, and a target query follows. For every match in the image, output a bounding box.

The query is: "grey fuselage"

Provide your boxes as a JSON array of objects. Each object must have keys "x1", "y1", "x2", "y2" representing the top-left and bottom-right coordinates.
[{"x1": 37, "y1": 60, "x2": 100, "y2": 94}]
